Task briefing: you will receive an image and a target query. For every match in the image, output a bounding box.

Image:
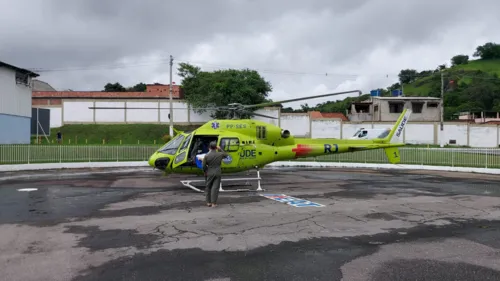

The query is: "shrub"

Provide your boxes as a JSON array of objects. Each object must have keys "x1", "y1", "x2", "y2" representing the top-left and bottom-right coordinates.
[{"x1": 162, "y1": 134, "x2": 172, "y2": 143}]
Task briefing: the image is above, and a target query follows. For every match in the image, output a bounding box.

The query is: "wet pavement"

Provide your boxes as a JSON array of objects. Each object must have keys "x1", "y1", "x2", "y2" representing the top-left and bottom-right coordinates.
[{"x1": 1, "y1": 167, "x2": 500, "y2": 280}]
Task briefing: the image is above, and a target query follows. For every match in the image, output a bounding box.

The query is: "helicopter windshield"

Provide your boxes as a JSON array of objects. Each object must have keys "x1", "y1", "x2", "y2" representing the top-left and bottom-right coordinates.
[
  {"x1": 352, "y1": 128, "x2": 363, "y2": 137},
  {"x1": 158, "y1": 134, "x2": 186, "y2": 155}
]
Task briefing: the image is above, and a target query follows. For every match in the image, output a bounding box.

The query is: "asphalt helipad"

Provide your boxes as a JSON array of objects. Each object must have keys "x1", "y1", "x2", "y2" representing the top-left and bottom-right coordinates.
[{"x1": 1, "y1": 167, "x2": 500, "y2": 281}]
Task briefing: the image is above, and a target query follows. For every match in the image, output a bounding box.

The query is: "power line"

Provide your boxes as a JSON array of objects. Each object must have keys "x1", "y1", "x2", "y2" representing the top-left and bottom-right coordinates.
[{"x1": 26, "y1": 57, "x2": 500, "y2": 81}]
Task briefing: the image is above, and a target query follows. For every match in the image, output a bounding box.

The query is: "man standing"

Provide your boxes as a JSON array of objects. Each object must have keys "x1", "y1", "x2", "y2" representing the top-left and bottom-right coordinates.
[{"x1": 202, "y1": 141, "x2": 229, "y2": 207}]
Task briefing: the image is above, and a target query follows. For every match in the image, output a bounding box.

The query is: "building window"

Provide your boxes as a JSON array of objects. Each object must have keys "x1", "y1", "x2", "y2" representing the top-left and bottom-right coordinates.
[
  {"x1": 412, "y1": 102, "x2": 424, "y2": 113},
  {"x1": 256, "y1": 126, "x2": 267, "y2": 139},
  {"x1": 427, "y1": 102, "x2": 438, "y2": 108},
  {"x1": 15, "y1": 71, "x2": 30, "y2": 86},
  {"x1": 220, "y1": 138, "x2": 239, "y2": 152},
  {"x1": 374, "y1": 105, "x2": 379, "y2": 112},
  {"x1": 388, "y1": 102, "x2": 404, "y2": 113}
]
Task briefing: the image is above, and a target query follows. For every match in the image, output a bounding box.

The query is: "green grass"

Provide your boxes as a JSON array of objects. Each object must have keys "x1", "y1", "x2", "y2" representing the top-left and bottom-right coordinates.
[
  {"x1": 1, "y1": 145, "x2": 500, "y2": 169},
  {"x1": 401, "y1": 58, "x2": 500, "y2": 96},
  {"x1": 452, "y1": 58, "x2": 500, "y2": 76},
  {"x1": 31, "y1": 124, "x2": 202, "y2": 145}
]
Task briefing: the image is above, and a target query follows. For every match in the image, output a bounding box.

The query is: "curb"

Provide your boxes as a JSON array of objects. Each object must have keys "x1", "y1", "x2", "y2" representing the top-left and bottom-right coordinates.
[{"x1": 1, "y1": 161, "x2": 499, "y2": 174}]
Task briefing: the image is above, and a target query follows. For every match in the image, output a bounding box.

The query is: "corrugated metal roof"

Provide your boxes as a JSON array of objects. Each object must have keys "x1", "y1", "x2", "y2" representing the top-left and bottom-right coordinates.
[
  {"x1": 0, "y1": 60, "x2": 39, "y2": 77},
  {"x1": 32, "y1": 80, "x2": 56, "y2": 91}
]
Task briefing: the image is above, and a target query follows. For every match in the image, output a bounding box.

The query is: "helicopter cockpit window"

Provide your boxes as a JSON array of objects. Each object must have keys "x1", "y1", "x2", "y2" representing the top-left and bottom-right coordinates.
[
  {"x1": 220, "y1": 138, "x2": 239, "y2": 152},
  {"x1": 359, "y1": 130, "x2": 368, "y2": 137},
  {"x1": 158, "y1": 134, "x2": 185, "y2": 155},
  {"x1": 179, "y1": 133, "x2": 193, "y2": 151}
]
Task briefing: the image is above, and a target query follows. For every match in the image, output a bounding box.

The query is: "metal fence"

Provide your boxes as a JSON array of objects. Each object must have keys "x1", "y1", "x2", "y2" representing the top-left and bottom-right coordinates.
[
  {"x1": 0, "y1": 145, "x2": 158, "y2": 164},
  {"x1": 1, "y1": 145, "x2": 500, "y2": 169}
]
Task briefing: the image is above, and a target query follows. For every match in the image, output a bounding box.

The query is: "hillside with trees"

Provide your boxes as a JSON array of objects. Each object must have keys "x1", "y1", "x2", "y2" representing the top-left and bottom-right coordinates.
[{"x1": 298, "y1": 42, "x2": 500, "y2": 121}]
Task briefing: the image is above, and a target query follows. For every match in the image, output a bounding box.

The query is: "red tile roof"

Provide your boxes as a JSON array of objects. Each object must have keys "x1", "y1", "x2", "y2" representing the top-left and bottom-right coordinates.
[
  {"x1": 309, "y1": 111, "x2": 348, "y2": 121},
  {"x1": 32, "y1": 84, "x2": 183, "y2": 99}
]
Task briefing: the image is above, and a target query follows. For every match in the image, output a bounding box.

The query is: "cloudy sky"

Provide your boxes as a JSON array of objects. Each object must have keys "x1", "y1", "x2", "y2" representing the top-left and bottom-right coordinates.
[{"x1": 1, "y1": 0, "x2": 500, "y2": 108}]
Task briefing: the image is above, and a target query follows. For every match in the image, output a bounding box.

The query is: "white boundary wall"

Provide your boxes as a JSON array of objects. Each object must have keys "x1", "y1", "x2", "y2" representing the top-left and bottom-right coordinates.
[
  {"x1": 1, "y1": 161, "x2": 500, "y2": 175},
  {"x1": 35, "y1": 100, "x2": 500, "y2": 147}
]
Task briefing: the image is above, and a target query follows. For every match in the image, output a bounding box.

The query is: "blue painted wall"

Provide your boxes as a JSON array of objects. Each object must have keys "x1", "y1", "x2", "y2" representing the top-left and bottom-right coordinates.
[{"x1": 0, "y1": 113, "x2": 31, "y2": 144}]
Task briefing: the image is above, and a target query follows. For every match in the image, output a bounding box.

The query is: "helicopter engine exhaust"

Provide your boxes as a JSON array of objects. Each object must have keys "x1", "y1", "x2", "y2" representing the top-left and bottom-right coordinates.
[{"x1": 281, "y1": 130, "x2": 290, "y2": 138}]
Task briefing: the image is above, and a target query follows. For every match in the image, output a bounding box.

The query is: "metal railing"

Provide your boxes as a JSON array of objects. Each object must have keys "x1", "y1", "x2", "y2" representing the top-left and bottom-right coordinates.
[
  {"x1": 0, "y1": 145, "x2": 158, "y2": 164},
  {"x1": 1, "y1": 145, "x2": 500, "y2": 169}
]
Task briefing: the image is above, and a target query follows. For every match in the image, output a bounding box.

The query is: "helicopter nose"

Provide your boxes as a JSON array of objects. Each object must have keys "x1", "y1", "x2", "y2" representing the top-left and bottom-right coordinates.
[
  {"x1": 148, "y1": 153, "x2": 157, "y2": 168},
  {"x1": 148, "y1": 152, "x2": 171, "y2": 171}
]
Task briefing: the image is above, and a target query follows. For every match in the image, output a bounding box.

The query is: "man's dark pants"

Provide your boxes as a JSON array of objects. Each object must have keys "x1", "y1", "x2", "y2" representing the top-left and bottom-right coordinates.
[{"x1": 205, "y1": 173, "x2": 221, "y2": 204}]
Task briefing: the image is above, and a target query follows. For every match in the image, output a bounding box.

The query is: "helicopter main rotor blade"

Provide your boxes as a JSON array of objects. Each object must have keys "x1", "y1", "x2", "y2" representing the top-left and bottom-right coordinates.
[
  {"x1": 245, "y1": 110, "x2": 278, "y2": 119},
  {"x1": 243, "y1": 90, "x2": 362, "y2": 109},
  {"x1": 88, "y1": 106, "x2": 226, "y2": 110}
]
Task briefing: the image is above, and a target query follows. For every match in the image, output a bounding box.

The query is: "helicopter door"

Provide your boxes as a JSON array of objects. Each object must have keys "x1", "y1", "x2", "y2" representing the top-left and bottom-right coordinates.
[
  {"x1": 171, "y1": 133, "x2": 194, "y2": 169},
  {"x1": 219, "y1": 137, "x2": 241, "y2": 167}
]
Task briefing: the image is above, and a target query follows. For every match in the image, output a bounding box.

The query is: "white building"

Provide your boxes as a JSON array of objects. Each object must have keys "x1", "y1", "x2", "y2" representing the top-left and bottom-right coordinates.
[{"x1": 0, "y1": 60, "x2": 39, "y2": 144}]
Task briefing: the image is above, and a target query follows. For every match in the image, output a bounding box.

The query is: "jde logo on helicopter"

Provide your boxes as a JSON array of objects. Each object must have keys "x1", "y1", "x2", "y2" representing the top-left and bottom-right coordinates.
[
  {"x1": 261, "y1": 194, "x2": 324, "y2": 207},
  {"x1": 240, "y1": 149, "x2": 256, "y2": 158}
]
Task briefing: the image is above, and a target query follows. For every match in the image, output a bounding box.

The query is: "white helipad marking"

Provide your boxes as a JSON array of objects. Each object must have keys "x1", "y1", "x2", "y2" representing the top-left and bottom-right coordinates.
[
  {"x1": 17, "y1": 188, "x2": 38, "y2": 192},
  {"x1": 260, "y1": 194, "x2": 324, "y2": 207}
]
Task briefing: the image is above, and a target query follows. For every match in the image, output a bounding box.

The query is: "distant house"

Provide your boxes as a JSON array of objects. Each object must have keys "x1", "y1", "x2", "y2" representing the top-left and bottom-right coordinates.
[
  {"x1": 32, "y1": 83, "x2": 186, "y2": 128},
  {"x1": 348, "y1": 96, "x2": 442, "y2": 122}
]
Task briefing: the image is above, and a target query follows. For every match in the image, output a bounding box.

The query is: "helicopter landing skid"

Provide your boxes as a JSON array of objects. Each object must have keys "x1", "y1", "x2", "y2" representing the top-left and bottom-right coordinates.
[{"x1": 180, "y1": 169, "x2": 264, "y2": 193}]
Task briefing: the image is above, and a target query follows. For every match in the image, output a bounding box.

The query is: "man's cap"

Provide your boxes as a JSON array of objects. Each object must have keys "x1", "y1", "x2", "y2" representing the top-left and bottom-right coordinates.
[{"x1": 209, "y1": 141, "x2": 217, "y2": 149}]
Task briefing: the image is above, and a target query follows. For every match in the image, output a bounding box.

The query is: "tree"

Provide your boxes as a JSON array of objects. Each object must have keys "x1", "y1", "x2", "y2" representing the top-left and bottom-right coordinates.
[
  {"x1": 398, "y1": 69, "x2": 418, "y2": 84},
  {"x1": 451, "y1": 54, "x2": 469, "y2": 66},
  {"x1": 473, "y1": 42, "x2": 500, "y2": 59},
  {"x1": 177, "y1": 63, "x2": 272, "y2": 119},
  {"x1": 128, "y1": 83, "x2": 146, "y2": 92},
  {"x1": 103, "y1": 82, "x2": 126, "y2": 92}
]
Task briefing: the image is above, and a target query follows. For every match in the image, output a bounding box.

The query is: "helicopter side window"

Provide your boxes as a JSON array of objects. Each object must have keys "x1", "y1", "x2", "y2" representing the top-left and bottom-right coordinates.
[
  {"x1": 256, "y1": 126, "x2": 267, "y2": 139},
  {"x1": 358, "y1": 130, "x2": 368, "y2": 138},
  {"x1": 220, "y1": 138, "x2": 239, "y2": 152}
]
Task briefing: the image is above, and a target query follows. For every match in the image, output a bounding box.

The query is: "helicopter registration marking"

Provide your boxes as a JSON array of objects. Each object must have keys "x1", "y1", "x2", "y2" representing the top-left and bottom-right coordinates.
[
  {"x1": 226, "y1": 124, "x2": 247, "y2": 129},
  {"x1": 260, "y1": 194, "x2": 324, "y2": 207}
]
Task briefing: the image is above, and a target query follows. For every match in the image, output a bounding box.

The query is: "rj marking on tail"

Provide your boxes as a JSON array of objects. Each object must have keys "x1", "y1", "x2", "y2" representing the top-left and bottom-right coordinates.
[{"x1": 324, "y1": 144, "x2": 339, "y2": 153}]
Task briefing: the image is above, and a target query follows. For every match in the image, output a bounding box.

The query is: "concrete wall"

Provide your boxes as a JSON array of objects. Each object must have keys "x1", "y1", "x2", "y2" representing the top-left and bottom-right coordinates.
[
  {"x1": 0, "y1": 113, "x2": 31, "y2": 144},
  {"x1": 33, "y1": 100, "x2": 500, "y2": 147}
]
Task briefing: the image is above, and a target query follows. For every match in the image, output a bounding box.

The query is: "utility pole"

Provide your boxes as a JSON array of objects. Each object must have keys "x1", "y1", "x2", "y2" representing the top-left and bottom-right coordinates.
[
  {"x1": 169, "y1": 55, "x2": 174, "y2": 137},
  {"x1": 440, "y1": 71, "x2": 444, "y2": 131}
]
